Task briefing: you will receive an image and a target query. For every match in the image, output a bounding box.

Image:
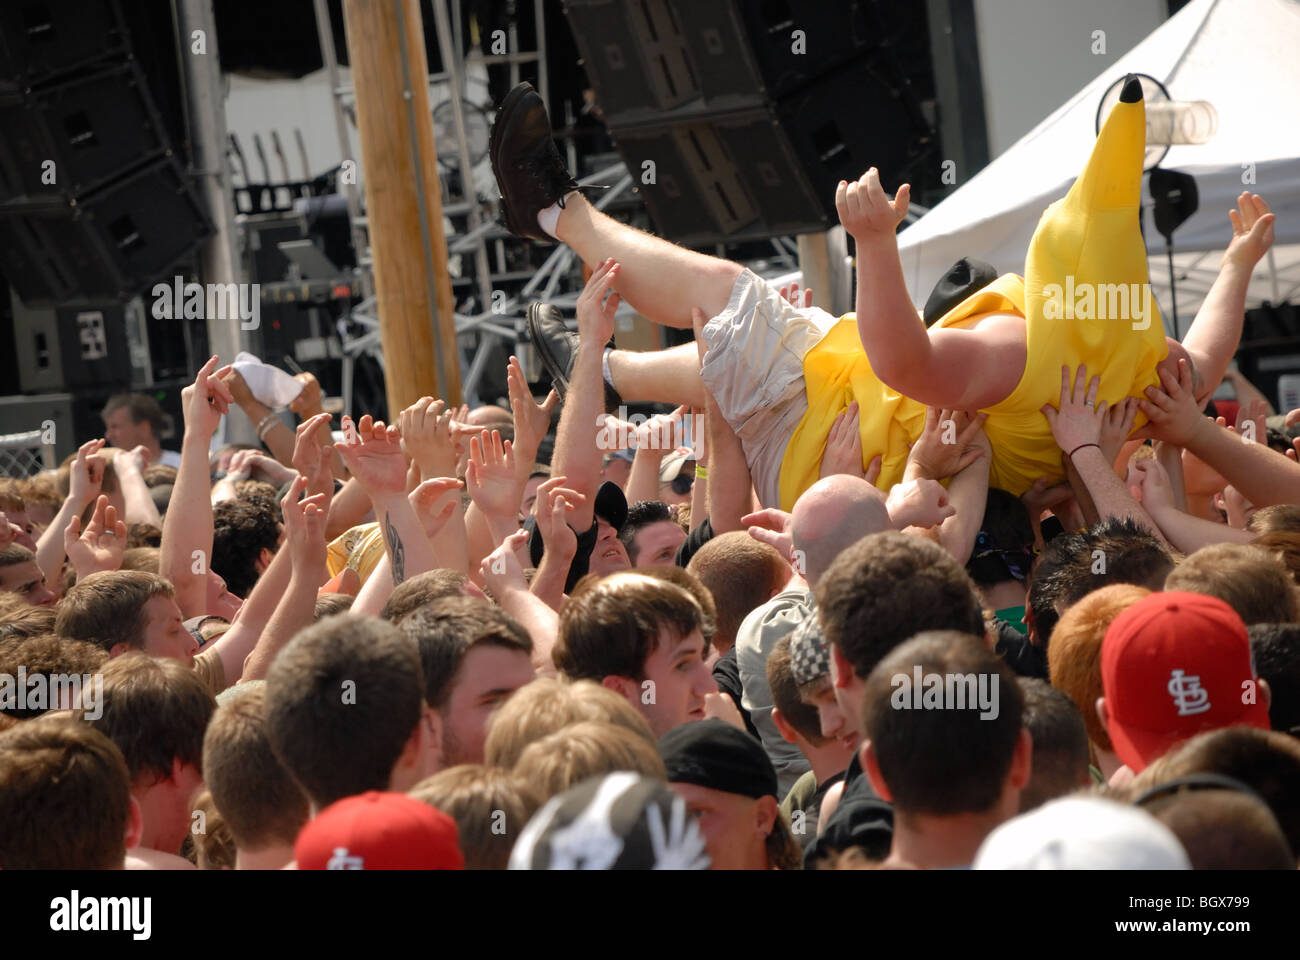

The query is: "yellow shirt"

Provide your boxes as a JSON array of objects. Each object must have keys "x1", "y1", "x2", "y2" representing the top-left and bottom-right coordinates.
[
  {"x1": 326, "y1": 522, "x2": 387, "y2": 584},
  {"x1": 777, "y1": 85, "x2": 1168, "y2": 510}
]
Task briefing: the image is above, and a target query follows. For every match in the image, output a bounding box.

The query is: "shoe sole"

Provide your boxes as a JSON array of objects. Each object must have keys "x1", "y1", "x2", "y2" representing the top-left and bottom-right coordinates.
[
  {"x1": 489, "y1": 83, "x2": 544, "y2": 242},
  {"x1": 527, "y1": 303, "x2": 571, "y2": 400}
]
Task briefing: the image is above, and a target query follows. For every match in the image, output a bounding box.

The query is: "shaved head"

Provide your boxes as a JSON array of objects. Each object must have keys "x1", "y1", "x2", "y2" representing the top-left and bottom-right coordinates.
[{"x1": 791, "y1": 476, "x2": 890, "y2": 586}]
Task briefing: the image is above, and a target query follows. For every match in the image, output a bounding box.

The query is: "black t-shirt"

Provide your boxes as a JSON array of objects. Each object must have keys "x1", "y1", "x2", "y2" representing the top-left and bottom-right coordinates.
[
  {"x1": 803, "y1": 752, "x2": 894, "y2": 867},
  {"x1": 711, "y1": 646, "x2": 759, "y2": 740},
  {"x1": 992, "y1": 620, "x2": 1048, "y2": 679},
  {"x1": 674, "y1": 517, "x2": 714, "y2": 567}
]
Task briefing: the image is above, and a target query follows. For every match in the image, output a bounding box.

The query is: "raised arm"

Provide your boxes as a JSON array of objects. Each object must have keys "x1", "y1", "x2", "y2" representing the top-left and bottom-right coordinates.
[
  {"x1": 625, "y1": 407, "x2": 685, "y2": 505},
  {"x1": 482, "y1": 528, "x2": 559, "y2": 676},
  {"x1": 1182, "y1": 194, "x2": 1275, "y2": 404},
  {"x1": 1131, "y1": 458, "x2": 1254, "y2": 553},
  {"x1": 36, "y1": 438, "x2": 104, "y2": 587},
  {"x1": 553, "y1": 259, "x2": 621, "y2": 531},
  {"x1": 528, "y1": 476, "x2": 585, "y2": 610},
  {"x1": 399, "y1": 397, "x2": 469, "y2": 574},
  {"x1": 161, "y1": 357, "x2": 234, "y2": 617},
  {"x1": 335, "y1": 415, "x2": 436, "y2": 588},
  {"x1": 1043, "y1": 365, "x2": 1169, "y2": 547},
  {"x1": 837, "y1": 169, "x2": 1020, "y2": 410},
  {"x1": 112, "y1": 446, "x2": 162, "y2": 527}
]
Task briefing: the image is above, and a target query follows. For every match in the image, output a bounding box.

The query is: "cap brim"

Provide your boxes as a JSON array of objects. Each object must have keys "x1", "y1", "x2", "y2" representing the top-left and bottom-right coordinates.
[
  {"x1": 595, "y1": 481, "x2": 628, "y2": 530},
  {"x1": 1108, "y1": 697, "x2": 1273, "y2": 774}
]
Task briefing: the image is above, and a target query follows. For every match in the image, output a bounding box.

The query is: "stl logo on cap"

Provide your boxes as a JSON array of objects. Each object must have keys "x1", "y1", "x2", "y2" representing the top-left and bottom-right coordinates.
[
  {"x1": 326, "y1": 847, "x2": 364, "y2": 870},
  {"x1": 1167, "y1": 670, "x2": 1210, "y2": 717}
]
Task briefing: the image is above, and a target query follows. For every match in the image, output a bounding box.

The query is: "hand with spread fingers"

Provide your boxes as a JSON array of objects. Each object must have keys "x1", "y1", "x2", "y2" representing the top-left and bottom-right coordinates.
[
  {"x1": 1041, "y1": 364, "x2": 1106, "y2": 456},
  {"x1": 335, "y1": 414, "x2": 408, "y2": 496},
  {"x1": 464, "y1": 429, "x2": 519, "y2": 520},
  {"x1": 64, "y1": 494, "x2": 127, "y2": 577}
]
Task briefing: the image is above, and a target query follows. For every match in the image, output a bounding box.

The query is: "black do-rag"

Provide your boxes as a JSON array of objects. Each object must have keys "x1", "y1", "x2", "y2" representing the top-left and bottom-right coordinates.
[
  {"x1": 922, "y1": 256, "x2": 1000, "y2": 327},
  {"x1": 659, "y1": 719, "x2": 778, "y2": 799}
]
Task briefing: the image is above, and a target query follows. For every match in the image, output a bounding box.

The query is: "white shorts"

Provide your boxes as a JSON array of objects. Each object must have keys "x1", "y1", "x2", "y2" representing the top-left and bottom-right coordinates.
[{"x1": 700, "y1": 269, "x2": 838, "y2": 508}]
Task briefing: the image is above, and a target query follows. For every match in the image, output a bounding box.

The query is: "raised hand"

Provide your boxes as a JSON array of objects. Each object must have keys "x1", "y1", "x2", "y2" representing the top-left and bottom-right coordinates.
[
  {"x1": 1222, "y1": 193, "x2": 1275, "y2": 271},
  {"x1": 778, "y1": 282, "x2": 814, "y2": 310},
  {"x1": 636, "y1": 405, "x2": 687, "y2": 454},
  {"x1": 184, "y1": 355, "x2": 236, "y2": 436},
  {"x1": 464, "y1": 428, "x2": 519, "y2": 519},
  {"x1": 1130, "y1": 458, "x2": 1176, "y2": 513},
  {"x1": 335, "y1": 414, "x2": 408, "y2": 496},
  {"x1": 576, "y1": 258, "x2": 621, "y2": 344},
  {"x1": 1041, "y1": 365, "x2": 1106, "y2": 456},
  {"x1": 68, "y1": 438, "x2": 108, "y2": 507},
  {"x1": 1098, "y1": 397, "x2": 1140, "y2": 467},
  {"x1": 291, "y1": 412, "x2": 335, "y2": 498},
  {"x1": 507, "y1": 355, "x2": 558, "y2": 470},
  {"x1": 288, "y1": 371, "x2": 324, "y2": 418},
  {"x1": 886, "y1": 477, "x2": 954, "y2": 530},
  {"x1": 835, "y1": 167, "x2": 910, "y2": 245},
  {"x1": 742, "y1": 507, "x2": 794, "y2": 561},
  {"x1": 281, "y1": 475, "x2": 329, "y2": 572},
  {"x1": 399, "y1": 397, "x2": 459, "y2": 479},
  {"x1": 820, "y1": 402, "x2": 865, "y2": 479},
  {"x1": 64, "y1": 494, "x2": 126, "y2": 577},
  {"x1": 1137, "y1": 358, "x2": 1207, "y2": 449},
  {"x1": 408, "y1": 477, "x2": 464, "y2": 539},
  {"x1": 480, "y1": 528, "x2": 530, "y2": 597},
  {"x1": 908, "y1": 407, "x2": 989, "y2": 481},
  {"x1": 533, "y1": 475, "x2": 586, "y2": 560}
]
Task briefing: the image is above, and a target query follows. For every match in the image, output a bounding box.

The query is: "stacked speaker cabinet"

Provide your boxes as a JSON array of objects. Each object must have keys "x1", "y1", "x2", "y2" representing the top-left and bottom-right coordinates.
[
  {"x1": 563, "y1": 0, "x2": 937, "y2": 245},
  {"x1": 0, "y1": 0, "x2": 211, "y2": 309}
]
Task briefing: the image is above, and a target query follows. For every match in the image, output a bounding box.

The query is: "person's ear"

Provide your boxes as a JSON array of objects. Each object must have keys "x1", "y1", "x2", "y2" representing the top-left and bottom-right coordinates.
[
  {"x1": 1096, "y1": 697, "x2": 1109, "y2": 731},
  {"x1": 1010, "y1": 727, "x2": 1033, "y2": 791},
  {"x1": 601, "y1": 675, "x2": 639, "y2": 706},
  {"x1": 258, "y1": 547, "x2": 274, "y2": 573},
  {"x1": 753, "y1": 795, "x2": 778, "y2": 838},
  {"x1": 124, "y1": 795, "x2": 144, "y2": 854},
  {"x1": 1259, "y1": 677, "x2": 1271, "y2": 712},
  {"x1": 859, "y1": 740, "x2": 893, "y2": 804},
  {"x1": 770, "y1": 706, "x2": 798, "y2": 745},
  {"x1": 108, "y1": 641, "x2": 133, "y2": 660}
]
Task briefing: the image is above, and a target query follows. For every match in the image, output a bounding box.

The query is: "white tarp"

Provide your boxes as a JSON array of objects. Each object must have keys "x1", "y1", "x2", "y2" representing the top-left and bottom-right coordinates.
[{"x1": 895, "y1": 0, "x2": 1300, "y2": 335}]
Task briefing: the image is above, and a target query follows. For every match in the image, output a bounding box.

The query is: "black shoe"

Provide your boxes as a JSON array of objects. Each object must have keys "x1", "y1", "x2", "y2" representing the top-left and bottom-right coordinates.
[
  {"x1": 527, "y1": 302, "x2": 621, "y2": 414},
  {"x1": 490, "y1": 82, "x2": 580, "y2": 243}
]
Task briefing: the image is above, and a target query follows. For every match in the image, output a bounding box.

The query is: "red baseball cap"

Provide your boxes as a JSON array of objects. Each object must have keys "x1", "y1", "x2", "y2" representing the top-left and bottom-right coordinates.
[
  {"x1": 1101, "y1": 591, "x2": 1270, "y2": 772},
  {"x1": 295, "y1": 791, "x2": 464, "y2": 870}
]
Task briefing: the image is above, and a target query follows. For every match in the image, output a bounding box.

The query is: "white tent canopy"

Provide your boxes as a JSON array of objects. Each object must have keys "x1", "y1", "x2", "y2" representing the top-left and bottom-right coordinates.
[{"x1": 896, "y1": 0, "x2": 1300, "y2": 337}]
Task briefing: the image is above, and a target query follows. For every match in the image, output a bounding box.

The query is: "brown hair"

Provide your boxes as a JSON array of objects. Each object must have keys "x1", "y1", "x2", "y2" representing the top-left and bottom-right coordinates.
[
  {"x1": 1141, "y1": 789, "x2": 1294, "y2": 869},
  {"x1": 818, "y1": 532, "x2": 985, "y2": 680},
  {"x1": 125, "y1": 524, "x2": 162, "y2": 550},
  {"x1": 120, "y1": 546, "x2": 161, "y2": 573},
  {"x1": 862, "y1": 631, "x2": 1024, "y2": 816},
  {"x1": 399, "y1": 596, "x2": 532, "y2": 711},
  {"x1": 102, "y1": 392, "x2": 167, "y2": 438},
  {"x1": 55, "y1": 570, "x2": 174, "y2": 654},
  {"x1": 1048, "y1": 583, "x2": 1150, "y2": 752},
  {"x1": 313, "y1": 592, "x2": 355, "y2": 621},
  {"x1": 484, "y1": 677, "x2": 656, "y2": 769},
  {"x1": 409, "y1": 765, "x2": 540, "y2": 870},
  {"x1": 637, "y1": 566, "x2": 717, "y2": 643},
  {"x1": 0, "y1": 481, "x2": 25, "y2": 514},
  {"x1": 191, "y1": 789, "x2": 237, "y2": 870},
  {"x1": 16, "y1": 474, "x2": 62, "y2": 514},
  {"x1": 381, "y1": 569, "x2": 472, "y2": 623},
  {"x1": 142, "y1": 464, "x2": 178, "y2": 487},
  {"x1": 1166, "y1": 542, "x2": 1300, "y2": 625},
  {"x1": 84, "y1": 652, "x2": 216, "y2": 784},
  {"x1": 1254, "y1": 532, "x2": 1300, "y2": 587},
  {"x1": 1129, "y1": 727, "x2": 1300, "y2": 856},
  {"x1": 687, "y1": 532, "x2": 788, "y2": 652},
  {"x1": 0, "y1": 632, "x2": 107, "y2": 719},
  {"x1": 202, "y1": 683, "x2": 309, "y2": 852},
  {"x1": 555, "y1": 573, "x2": 705, "y2": 682},
  {"x1": 0, "y1": 601, "x2": 57, "y2": 643},
  {"x1": 0, "y1": 714, "x2": 132, "y2": 869},
  {"x1": 767, "y1": 634, "x2": 826, "y2": 745},
  {"x1": 513, "y1": 720, "x2": 667, "y2": 801},
  {"x1": 264, "y1": 614, "x2": 424, "y2": 809},
  {"x1": 1248, "y1": 504, "x2": 1300, "y2": 536}
]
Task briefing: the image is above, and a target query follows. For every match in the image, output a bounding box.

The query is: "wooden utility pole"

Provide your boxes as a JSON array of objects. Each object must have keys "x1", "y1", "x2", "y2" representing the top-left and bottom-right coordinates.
[{"x1": 341, "y1": 0, "x2": 461, "y2": 414}]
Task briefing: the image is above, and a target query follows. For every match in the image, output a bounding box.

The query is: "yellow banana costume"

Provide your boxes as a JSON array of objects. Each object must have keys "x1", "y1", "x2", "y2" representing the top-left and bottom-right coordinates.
[{"x1": 778, "y1": 77, "x2": 1168, "y2": 511}]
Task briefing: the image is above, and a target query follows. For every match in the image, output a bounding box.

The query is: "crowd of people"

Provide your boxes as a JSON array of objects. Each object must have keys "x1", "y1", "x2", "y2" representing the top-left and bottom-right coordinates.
[{"x1": 3, "y1": 78, "x2": 1300, "y2": 872}]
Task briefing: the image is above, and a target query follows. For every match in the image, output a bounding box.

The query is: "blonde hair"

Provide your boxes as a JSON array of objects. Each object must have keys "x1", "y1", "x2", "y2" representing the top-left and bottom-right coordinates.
[
  {"x1": 409, "y1": 765, "x2": 539, "y2": 870},
  {"x1": 483, "y1": 677, "x2": 655, "y2": 769},
  {"x1": 513, "y1": 720, "x2": 667, "y2": 801}
]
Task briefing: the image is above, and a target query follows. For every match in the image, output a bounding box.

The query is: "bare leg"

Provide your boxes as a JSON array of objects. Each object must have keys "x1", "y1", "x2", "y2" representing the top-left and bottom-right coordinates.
[
  {"x1": 555, "y1": 194, "x2": 741, "y2": 329},
  {"x1": 608, "y1": 343, "x2": 707, "y2": 407}
]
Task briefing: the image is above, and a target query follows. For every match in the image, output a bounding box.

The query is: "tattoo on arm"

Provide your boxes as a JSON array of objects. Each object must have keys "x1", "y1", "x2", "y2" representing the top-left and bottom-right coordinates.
[{"x1": 383, "y1": 512, "x2": 406, "y2": 584}]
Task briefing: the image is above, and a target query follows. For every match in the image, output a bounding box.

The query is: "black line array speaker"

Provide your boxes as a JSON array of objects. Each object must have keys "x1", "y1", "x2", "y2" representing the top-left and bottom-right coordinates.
[
  {"x1": 563, "y1": 0, "x2": 937, "y2": 245},
  {"x1": 0, "y1": 0, "x2": 211, "y2": 307}
]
